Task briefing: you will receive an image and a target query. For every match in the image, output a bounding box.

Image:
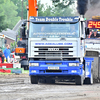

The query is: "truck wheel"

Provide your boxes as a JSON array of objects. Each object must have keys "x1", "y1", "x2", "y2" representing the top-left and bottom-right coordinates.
[
  {"x1": 30, "y1": 76, "x2": 38, "y2": 84},
  {"x1": 75, "y1": 76, "x2": 83, "y2": 85},
  {"x1": 84, "y1": 70, "x2": 93, "y2": 84}
]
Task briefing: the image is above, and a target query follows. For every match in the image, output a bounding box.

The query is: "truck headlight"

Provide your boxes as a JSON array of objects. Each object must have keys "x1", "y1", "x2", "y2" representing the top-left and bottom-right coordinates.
[
  {"x1": 69, "y1": 63, "x2": 79, "y2": 66},
  {"x1": 29, "y1": 63, "x2": 39, "y2": 66}
]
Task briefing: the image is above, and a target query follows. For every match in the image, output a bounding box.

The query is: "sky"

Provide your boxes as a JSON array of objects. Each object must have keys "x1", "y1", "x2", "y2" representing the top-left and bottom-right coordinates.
[{"x1": 40, "y1": 0, "x2": 52, "y2": 6}]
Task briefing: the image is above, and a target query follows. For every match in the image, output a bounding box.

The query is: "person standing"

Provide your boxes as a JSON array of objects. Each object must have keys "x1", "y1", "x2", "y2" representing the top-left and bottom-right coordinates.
[
  {"x1": 17, "y1": 38, "x2": 23, "y2": 47},
  {"x1": 0, "y1": 49, "x2": 4, "y2": 63},
  {"x1": 3, "y1": 44, "x2": 11, "y2": 62}
]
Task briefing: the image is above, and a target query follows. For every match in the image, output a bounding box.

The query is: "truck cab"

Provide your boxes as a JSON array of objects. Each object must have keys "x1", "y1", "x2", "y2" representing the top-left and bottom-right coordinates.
[{"x1": 28, "y1": 16, "x2": 94, "y2": 85}]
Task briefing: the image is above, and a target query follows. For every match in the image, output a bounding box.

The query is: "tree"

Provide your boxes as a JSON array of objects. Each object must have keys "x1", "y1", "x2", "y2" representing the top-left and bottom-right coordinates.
[
  {"x1": 38, "y1": 0, "x2": 75, "y2": 17},
  {"x1": 38, "y1": 1, "x2": 45, "y2": 16},
  {"x1": 52, "y1": 0, "x2": 75, "y2": 8},
  {"x1": 0, "y1": 16, "x2": 8, "y2": 32},
  {"x1": 52, "y1": 6, "x2": 74, "y2": 16},
  {"x1": 0, "y1": 0, "x2": 8, "y2": 32},
  {"x1": 38, "y1": 1, "x2": 54, "y2": 16},
  {"x1": 11, "y1": 0, "x2": 28, "y2": 19},
  {"x1": 10, "y1": 41, "x2": 17, "y2": 52},
  {"x1": 52, "y1": 0, "x2": 76, "y2": 16},
  {"x1": 1, "y1": 0, "x2": 21, "y2": 29},
  {"x1": 11, "y1": 0, "x2": 75, "y2": 19}
]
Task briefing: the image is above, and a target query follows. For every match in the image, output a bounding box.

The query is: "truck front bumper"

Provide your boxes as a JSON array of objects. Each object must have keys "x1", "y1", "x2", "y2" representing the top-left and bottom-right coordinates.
[{"x1": 29, "y1": 61, "x2": 83, "y2": 76}]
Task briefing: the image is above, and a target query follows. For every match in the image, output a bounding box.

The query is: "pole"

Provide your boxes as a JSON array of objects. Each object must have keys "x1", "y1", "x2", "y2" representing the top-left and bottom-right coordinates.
[{"x1": 21, "y1": 0, "x2": 23, "y2": 20}]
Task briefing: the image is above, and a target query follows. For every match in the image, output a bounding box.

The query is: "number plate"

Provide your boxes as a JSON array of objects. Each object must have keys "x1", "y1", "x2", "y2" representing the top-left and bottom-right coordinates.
[{"x1": 48, "y1": 67, "x2": 59, "y2": 70}]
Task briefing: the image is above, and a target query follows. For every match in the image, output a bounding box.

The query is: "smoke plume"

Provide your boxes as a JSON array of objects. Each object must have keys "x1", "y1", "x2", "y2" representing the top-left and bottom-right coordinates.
[
  {"x1": 85, "y1": 0, "x2": 100, "y2": 19},
  {"x1": 77, "y1": 0, "x2": 88, "y2": 15}
]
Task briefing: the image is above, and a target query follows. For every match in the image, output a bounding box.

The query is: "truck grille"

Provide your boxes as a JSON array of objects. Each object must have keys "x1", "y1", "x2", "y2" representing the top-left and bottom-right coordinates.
[{"x1": 33, "y1": 46, "x2": 74, "y2": 58}]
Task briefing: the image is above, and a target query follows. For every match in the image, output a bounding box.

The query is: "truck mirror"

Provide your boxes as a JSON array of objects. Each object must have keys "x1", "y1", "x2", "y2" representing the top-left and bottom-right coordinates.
[
  {"x1": 27, "y1": 30, "x2": 29, "y2": 35},
  {"x1": 26, "y1": 30, "x2": 29, "y2": 38},
  {"x1": 20, "y1": 26, "x2": 26, "y2": 38},
  {"x1": 85, "y1": 27, "x2": 89, "y2": 35},
  {"x1": 22, "y1": 22, "x2": 26, "y2": 26}
]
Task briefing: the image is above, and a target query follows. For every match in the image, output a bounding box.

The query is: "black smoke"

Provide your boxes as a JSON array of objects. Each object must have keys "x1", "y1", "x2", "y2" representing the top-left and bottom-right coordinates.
[
  {"x1": 91, "y1": 0, "x2": 99, "y2": 5},
  {"x1": 77, "y1": 0, "x2": 88, "y2": 15}
]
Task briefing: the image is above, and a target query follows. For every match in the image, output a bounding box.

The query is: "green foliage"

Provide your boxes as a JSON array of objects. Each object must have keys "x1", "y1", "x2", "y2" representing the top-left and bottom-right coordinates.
[
  {"x1": 11, "y1": 0, "x2": 75, "y2": 19},
  {"x1": 0, "y1": 0, "x2": 21, "y2": 30},
  {"x1": 0, "y1": 15, "x2": 8, "y2": 32},
  {"x1": 11, "y1": 0, "x2": 28, "y2": 19},
  {"x1": 38, "y1": 0, "x2": 75, "y2": 17},
  {"x1": 0, "y1": 0, "x2": 8, "y2": 31},
  {"x1": 0, "y1": 0, "x2": 76, "y2": 32},
  {"x1": 52, "y1": 0, "x2": 76, "y2": 16},
  {"x1": 52, "y1": 0, "x2": 75, "y2": 8},
  {"x1": 52, "y1": 6, "x2": 74, "y2": 16},
  {"x1": 10, "y1": 41, "x2": 17, "y2": 52},
  {"x1": 38, "y1": 1, "x2": 54, "y2": 16},
  {"x1": 2, "y1": 0, "x2": 21, "y2": 29}
]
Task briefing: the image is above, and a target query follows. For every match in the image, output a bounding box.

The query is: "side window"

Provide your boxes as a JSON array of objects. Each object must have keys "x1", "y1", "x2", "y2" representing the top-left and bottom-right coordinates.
[{"x1": 87, "y1": 29, "x2": 100, "y2": 39}]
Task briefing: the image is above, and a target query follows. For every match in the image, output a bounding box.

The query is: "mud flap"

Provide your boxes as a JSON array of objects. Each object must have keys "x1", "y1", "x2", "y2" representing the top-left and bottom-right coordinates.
[
  {"x1": 84, "y1": 57, "x2": 93, "y2": 84},
  {"x1": 86, "y1": 51, "x2": 100, "y2": 83},
  {"x1": 84, "y1": 68, "x2": 93, "y2": 84}
]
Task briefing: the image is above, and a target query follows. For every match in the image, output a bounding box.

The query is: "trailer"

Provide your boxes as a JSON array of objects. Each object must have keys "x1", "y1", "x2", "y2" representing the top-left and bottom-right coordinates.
[{"x1": 85, "y1": 16, "x2": 100, "y2": 82}]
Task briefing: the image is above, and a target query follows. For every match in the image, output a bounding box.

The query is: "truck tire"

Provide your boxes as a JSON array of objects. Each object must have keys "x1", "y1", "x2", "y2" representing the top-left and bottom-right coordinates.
[
  {"x1": 30, "y1": 76, "x2": 38, "y2": 84},
  {"x1": 84, "y1": 70, "x2": 93, "y2": 84},
  {"x1": 19, "y1": 60, "x2": 29, "y2": 70},
  {"x1": 75, "y1": 76, "x2": 83, "y2": 85},
  {"x1": 21, "y1": 65, "x2": 29, "y2": 70}
]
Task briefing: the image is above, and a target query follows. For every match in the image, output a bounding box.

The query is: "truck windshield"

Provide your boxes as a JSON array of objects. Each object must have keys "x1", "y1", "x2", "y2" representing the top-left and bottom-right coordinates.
[{"x1": 29, "y1": 22, "x2": 79, "y2": 38}]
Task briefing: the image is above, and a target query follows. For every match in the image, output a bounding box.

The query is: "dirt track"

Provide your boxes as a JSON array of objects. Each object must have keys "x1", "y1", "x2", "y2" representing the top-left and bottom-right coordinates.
[{"x1": 0, "y1": 74, "x2": 100, "y2": 100}]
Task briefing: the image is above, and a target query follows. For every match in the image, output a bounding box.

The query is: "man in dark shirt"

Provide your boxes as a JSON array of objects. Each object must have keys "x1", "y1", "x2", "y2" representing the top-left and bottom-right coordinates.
[
  {"x1": 90, "y1": 29, "x2": 100, "y2": 38},
  {"x1": 17, "y1": 38, "x2": 22, "y2": 47},
  {"x1": 17, "y1": 38, "x2": 26, "y2": 47}
]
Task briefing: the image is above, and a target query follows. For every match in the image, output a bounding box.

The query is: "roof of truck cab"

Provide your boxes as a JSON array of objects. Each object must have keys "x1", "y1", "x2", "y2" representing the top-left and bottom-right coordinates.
[{"x1": 29, "y1": 16, "x2": 80, "y2": 23}]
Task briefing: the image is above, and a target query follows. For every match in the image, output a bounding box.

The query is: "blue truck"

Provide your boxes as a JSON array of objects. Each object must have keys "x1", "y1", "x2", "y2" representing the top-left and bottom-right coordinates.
[
  {"x1": 15, "y1": 16, "x2": 100, "y2": 85},
  {"x1": 15, "y1": 0, "x2": 100, "y2": 85},
  {"x1": 25, "y1": 16, "x2": 98, "y2": 85}
]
